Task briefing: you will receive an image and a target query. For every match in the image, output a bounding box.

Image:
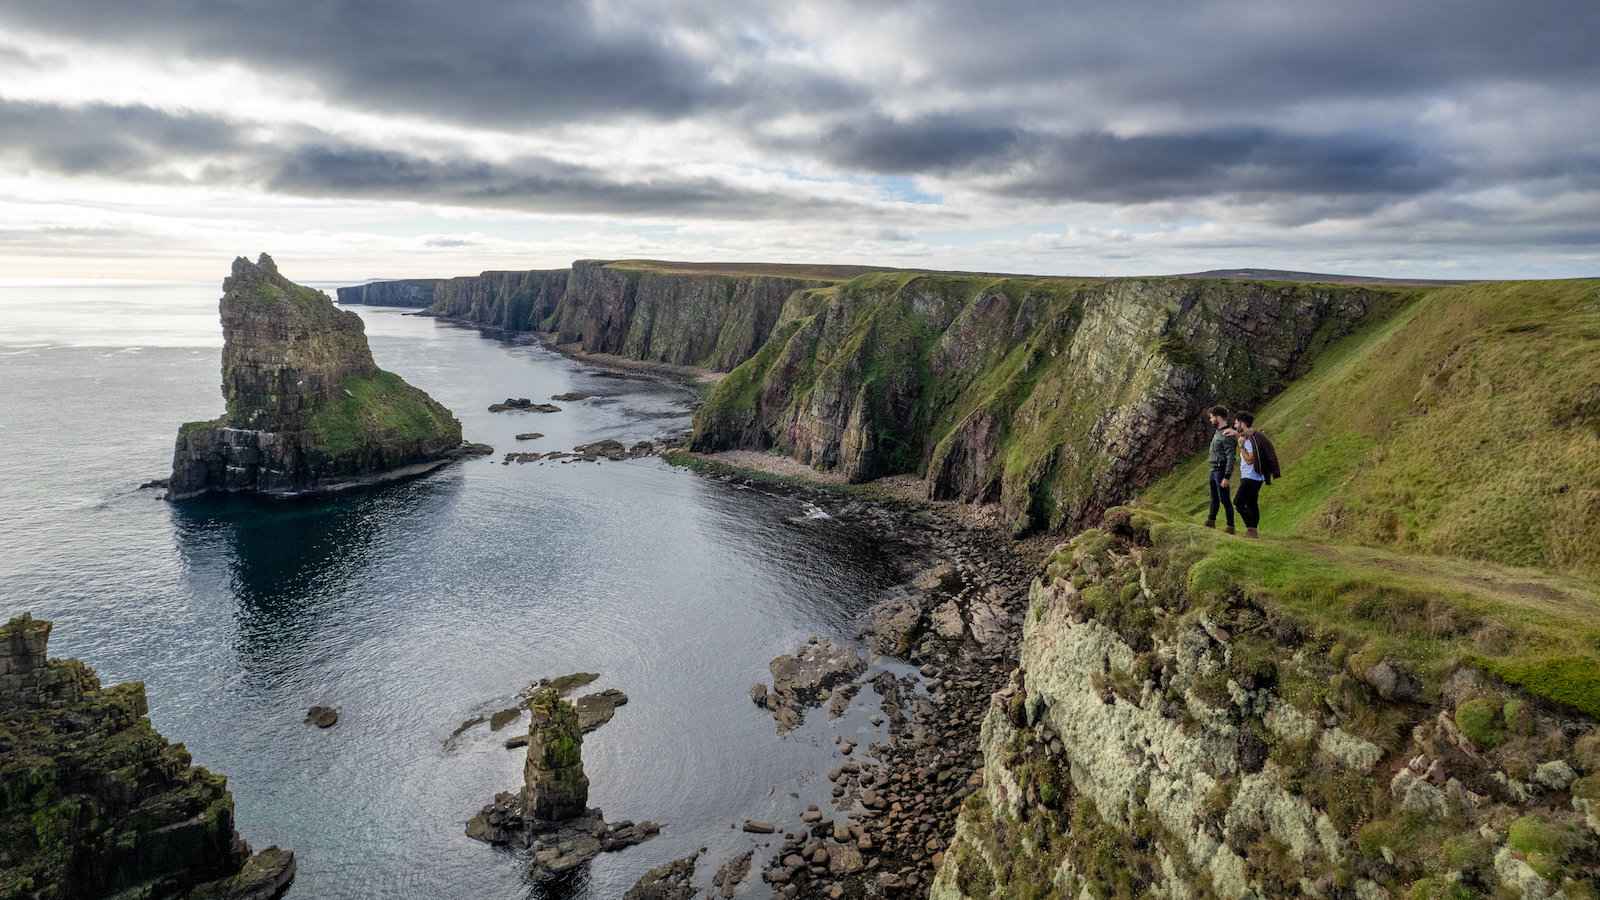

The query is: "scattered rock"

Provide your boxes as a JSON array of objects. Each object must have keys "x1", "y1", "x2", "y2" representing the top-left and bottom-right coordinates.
[
  {"x1": 550, "y1": 392, "x2": 593, "y2": 402},
  {"x1": 711, "y1": 850, "x2": 753, "y2": 898},
  {"x1": 304, "y1": 705, "x2": 339, "y2": 728},
  {"x1": 623, "y1": 850, "x2": 700, "y2": 900},
  {"x1": 574, "y1": 688, "x2": 628, "y2": 732},
  {"x1": 763, "y1": 638, "x2": 866, "y2": 733},
  {"x1": 514, "y1": 432, "x2": 544, "y2": 441},
  {"x1": 742, "y1": 819, "x2": 776, "y2": 834},
  {"x1": 750, "y1": 682, "x2": 769, "y2": 708},
  {"x1": 489, "y1": 398, "x2": 561, "y2": 413}
]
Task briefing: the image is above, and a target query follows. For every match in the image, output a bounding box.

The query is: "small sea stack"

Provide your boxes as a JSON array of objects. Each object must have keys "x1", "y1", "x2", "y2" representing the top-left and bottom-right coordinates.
[{"x1": 169, "y1": 254, "x2": 471, "y2": 499}]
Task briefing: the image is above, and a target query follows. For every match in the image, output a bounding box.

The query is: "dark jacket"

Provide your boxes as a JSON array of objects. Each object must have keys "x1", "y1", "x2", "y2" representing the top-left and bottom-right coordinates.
[
  {"x1": 1208, "y1": 427, "x2": 1237, "y2": 477},
  {"x1": 1241, "y1": 430, "x2": 1282, "y2": 485}
]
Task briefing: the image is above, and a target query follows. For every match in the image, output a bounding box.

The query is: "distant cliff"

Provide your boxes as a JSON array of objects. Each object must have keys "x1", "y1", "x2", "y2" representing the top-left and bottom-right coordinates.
[
  {"x1": 346, "y1": 260, "x2": 835, "y2": 372},
  {"x1": 539, "y1": 260, "x2": 828, "y2": 371},
  {"x1": 170, "y1": 254, "x2": 465, "y2": 499},
  {"x1": 0, "y1": 614, "x2": 295, "y2": 900},
  {"x1": 335, "y1": 279, "x2": 440, "y2": 307},
  {"x1": 430, "y1": 268, "x2": 568, "y2": 331},
  {"x1": 691, "y1": 273, "x2": 1405, "y2": 534}
]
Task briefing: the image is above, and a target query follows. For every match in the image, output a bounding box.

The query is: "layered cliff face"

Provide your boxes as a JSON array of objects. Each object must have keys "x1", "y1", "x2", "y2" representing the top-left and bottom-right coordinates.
[
  {"x1": 0, "y1": 614, "x2": 295, "y2": 900},
  {"x1": 350, "y1": 260, "x2": 831, "y2": 371},
  {"x1": 170, "y1": 254, "x2": 463, "y2": 499},
  {"x1": 692, "y1": 273, "x2": 1403, "y2": 534},
  {"x1": 429, "y1": 269, "x2": 569, "y2": 332},
  {"x1": 334, "y1": 279, "x2": 440, "y2": 307},
  {"x1": 538, "y1": 260, "x2": 828, "y2": 370},
  {"x1": 931, "y1": 517, "x2": 1600, "y2": 899}
]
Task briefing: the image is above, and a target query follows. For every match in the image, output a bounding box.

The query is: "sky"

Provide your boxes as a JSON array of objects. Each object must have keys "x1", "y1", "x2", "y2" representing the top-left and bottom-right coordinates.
[{"x1": 0, "y1": 0, "x2": 1596, "y2": 283}]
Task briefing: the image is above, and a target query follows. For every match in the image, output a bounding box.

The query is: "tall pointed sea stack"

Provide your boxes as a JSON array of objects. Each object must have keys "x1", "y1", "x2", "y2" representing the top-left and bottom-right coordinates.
[
  {"x1": 169, "y1": 254, "x2": 466, "y2": 499},
  {"x1": 523, "y1": 687, "x2": 590, "y2": 822},
  {"x1": 0, "y1": 614, "x2": 295, "y2": 899}
]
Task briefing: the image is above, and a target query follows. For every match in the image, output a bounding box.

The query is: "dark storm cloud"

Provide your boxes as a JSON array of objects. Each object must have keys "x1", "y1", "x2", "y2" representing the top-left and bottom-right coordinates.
[
  {"x1": 0, "y1": 99, "x2": 873, "y2": 220},
  {"x1": 1, "y1": 0, "x2": 1596, "y2": 227},
  {"x1": 0, "y1": 100, "x2": 241, "y2": 176},
  {"x1": 0, "y1": 0, "x2": 858, "y2": 128},
  {"x1": 992, "y1": 128, "x2": 1456, "y2": 204},
  {"x1": 798, "y1": 114, "x2": 1023, "y2": 174}
]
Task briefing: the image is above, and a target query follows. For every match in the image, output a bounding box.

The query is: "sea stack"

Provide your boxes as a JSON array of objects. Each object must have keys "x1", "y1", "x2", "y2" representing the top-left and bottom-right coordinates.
[
  {"x1": 523, "y1": 686, "x2": 590, "y2": 822},
  {"x1": 169, "y1": 254, "x2": 466, "y2": 499},
  {"x1": 0, "y1": 614, "x2": 295, "y2": 899}
]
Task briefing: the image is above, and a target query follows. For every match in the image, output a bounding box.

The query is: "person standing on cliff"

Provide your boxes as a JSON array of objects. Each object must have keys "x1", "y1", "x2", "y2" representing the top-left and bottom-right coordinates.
[
  {"x1": 1203, "y1": 405, "x2": 1237, "y2": 534},
  {"x1": 1231, "y1": 411, "x2": 1280, "y2": 539}
]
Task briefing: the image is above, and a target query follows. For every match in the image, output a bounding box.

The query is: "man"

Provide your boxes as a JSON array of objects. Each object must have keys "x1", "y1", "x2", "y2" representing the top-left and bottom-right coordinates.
[
  {"x1": 1203, "y1": 405, "x2": 1236, "y2": 533},
  {"x1": 1231, "y1": 411, "x2": 1280, "y2": 539}
]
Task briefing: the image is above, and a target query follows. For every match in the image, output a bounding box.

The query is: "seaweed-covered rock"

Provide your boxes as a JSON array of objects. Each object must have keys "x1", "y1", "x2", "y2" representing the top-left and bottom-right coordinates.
[
  {"x1": 0, "y1": 614, "x2": 293, "y2": 900},
  {"x1": 169, "y1": 254, "x2": 464, "y2": 499}
]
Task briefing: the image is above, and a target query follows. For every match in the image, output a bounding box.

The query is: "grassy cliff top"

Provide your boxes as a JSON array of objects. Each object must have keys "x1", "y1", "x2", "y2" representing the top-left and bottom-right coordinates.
[
  {"x1": 1141, "y1": 278, "x2": 1600, "y2": 578},
  {"x1": 1132, "y1": 277, "x2": 1600, "y2": 715}
]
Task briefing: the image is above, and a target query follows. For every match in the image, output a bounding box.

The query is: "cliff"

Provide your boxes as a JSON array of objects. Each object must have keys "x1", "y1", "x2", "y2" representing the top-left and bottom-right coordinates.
[
  {"x1": 170, "y1": 254, "x2": 465, "y2": 499},
  {"x1": 535, "y1": 260, "x2": 830, "y2": 370},
  {"x1": 334, "y1": 279, "x2": 440, "y2": 307},
  {"x1": 691, "y1": 273, "x2": 1405, "y2": 534},
  {"x1": 0, "y1": 614, "x2": 294, "y2": 900},
  {"x1": 349, "y1": 260, "x2": 841, "y2": 372},
  {"x1": 930, "y1": 278, "x2": 1600, "y2": 898},
  {"x1": 429, "y1": 269, "x2": 569, "y2": 331}
]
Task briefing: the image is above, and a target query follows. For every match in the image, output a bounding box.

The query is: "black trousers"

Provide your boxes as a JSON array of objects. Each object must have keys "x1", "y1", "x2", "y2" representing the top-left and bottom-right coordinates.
[
  {"x1": 1207, "y1": 469, "x2": 1234, "y2": 527},
  {"x1": 1235, "y1": 478, "x2": 1264, "y2": 529}
]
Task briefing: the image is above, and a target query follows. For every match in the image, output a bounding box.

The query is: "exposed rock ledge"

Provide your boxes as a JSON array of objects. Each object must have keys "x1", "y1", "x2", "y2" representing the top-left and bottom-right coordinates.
[
  {"x1": 169, "y1": 254, "x2": 472, "y2": 499},
  {"x1": 0, "y1": 614, "x2": 294, "y2": 900}
]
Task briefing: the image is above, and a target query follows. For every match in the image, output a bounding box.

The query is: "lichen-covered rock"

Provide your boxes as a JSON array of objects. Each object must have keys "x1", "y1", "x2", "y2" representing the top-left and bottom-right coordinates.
[
  {"x1": 170, "y1": 254, "x2": 464, "y2": 499},
  {"x1": 0, "y1": 614, "x2": 293, "y2": 900},
  {"x1": 931, "y1": 526, "x2": 1600, "y2": 898},
  {"x1": 694, "y1": 275, "x2": 1398, "y2": 533}
]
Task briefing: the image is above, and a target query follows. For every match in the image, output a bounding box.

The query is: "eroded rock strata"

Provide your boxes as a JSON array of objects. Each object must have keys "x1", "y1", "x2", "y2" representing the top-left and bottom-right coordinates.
[
  {"x1": 692, "y1": 275, "x2": 1402, "y2": 534},
  {"x1": 170, "y1": 254, "x2": 466, "y2": 499},
  {"x1": 930, "y1": 516, "x2": 1600, "y2": 899},
  {"x1": 346, "y1": 260, "x2": 832, "y2": 372},
  {"x1": 0, "y1": 614, "x2": 294, "y2": 900}
]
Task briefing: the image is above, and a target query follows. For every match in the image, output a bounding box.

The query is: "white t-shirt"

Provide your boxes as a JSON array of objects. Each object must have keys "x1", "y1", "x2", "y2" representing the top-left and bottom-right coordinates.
[{"x1": 1239, "y1": 437, "x2": 1264, "y2": 481}]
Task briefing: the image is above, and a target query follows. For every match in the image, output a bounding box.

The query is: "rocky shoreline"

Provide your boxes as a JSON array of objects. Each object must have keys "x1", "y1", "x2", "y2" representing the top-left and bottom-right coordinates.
[{"x1": 672, "y1": 459, "x2": 1051, "y2": 898}]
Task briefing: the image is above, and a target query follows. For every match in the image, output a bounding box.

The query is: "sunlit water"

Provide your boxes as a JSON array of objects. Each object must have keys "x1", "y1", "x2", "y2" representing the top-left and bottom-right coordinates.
[{"x1": 0, "y1": 284, "x2": 925, "y2": 899}]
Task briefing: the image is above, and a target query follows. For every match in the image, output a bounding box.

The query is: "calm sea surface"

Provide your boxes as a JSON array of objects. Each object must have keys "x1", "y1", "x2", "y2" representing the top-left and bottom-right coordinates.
[{"x1": 0, "y1": 283, "x2": 919, "y2": 899}]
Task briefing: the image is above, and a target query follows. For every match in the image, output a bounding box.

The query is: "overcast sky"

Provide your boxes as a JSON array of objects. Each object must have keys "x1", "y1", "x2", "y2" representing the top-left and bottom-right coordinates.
[{"x1": 1, "y1": 1, "x2": 1596, "y2": 282}]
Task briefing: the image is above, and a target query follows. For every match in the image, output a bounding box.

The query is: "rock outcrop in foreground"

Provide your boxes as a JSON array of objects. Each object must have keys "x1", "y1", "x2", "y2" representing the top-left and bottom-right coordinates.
[
  {"x1": 0, "y1": 614, "x2": 294, "y2": 900},
  {"x1": 930, "y1": 516, "x2": 1600, "y2": 899},
  {"x1": 170, "y1": 254, "x2": 467, "y2": 499}
]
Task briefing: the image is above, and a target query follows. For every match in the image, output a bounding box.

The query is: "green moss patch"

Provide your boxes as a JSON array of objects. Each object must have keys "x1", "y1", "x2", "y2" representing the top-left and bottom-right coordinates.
[{"x1": 308, "y1": 370, "x2": 460, "y2": 457}]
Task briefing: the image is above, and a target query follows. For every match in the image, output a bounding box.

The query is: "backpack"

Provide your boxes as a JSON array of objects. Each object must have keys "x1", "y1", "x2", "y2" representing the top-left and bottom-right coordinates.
[{"x1": 1253, "y1": 430, "x2": 1283, "y2": 485}]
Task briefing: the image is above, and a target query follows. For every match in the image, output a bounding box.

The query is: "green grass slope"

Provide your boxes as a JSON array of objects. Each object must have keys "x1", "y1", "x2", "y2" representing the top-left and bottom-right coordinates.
[
  {"x1": 1141, "y1": 279, "x2": 1600, "y2": 578},
  {"x1": 1136, "y1": 278, "x2": 1600, "y2": 715}
]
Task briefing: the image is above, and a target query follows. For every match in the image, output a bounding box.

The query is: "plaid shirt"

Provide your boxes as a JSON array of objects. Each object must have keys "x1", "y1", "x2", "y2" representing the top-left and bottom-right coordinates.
[{"x1": 1208, "y1": 427, "x2": 1236, "y2": 477}]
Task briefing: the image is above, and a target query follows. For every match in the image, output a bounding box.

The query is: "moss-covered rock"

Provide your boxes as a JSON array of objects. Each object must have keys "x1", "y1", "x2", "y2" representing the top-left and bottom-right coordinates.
[{"x1": 0, "y1": 615, "x2": 292, "y2": 900}]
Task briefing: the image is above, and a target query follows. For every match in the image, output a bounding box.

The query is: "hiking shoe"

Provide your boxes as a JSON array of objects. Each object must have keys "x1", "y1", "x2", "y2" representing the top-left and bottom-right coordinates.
[
  {"x1": 1225, "y1": 526, "x2": 1236, "y2": 535},
  {"x1": 1204, "y1": 520, "x2": 1216, "y2": 528},
  {"x1": 1246, "y1": 528, "x2": 1259, "y2": 539}
]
